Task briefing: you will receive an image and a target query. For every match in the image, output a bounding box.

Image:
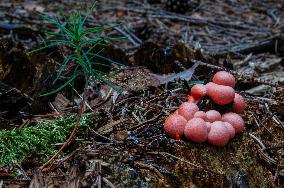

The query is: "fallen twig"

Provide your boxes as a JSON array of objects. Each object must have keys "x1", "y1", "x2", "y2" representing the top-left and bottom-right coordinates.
[
  {"x1": 41, "y1": 95, "x2": 86, "y2": 171},
  {"x1": 134, "y1": 161, "x2": 165, "y2": 180}
]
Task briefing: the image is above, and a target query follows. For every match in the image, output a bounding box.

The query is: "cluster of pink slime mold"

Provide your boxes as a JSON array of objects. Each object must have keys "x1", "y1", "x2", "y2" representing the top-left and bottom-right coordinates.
[{"x1": 164, "y1": 71, "x2": 245, "y2": 147}]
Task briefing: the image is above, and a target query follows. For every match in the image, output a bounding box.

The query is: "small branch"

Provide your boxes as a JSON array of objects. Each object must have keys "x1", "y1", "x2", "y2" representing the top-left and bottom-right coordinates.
[
  {"x1": 134, "y1": 161, "x2": 165, "y2": 180},
  {"x1": 41, "y1": 95, "x2": 86, "y2": 171},
  {"x1": 69, "y1": 84, "x2": 95, "y2": 112},
  {"x1": 102, "y1": 177, "x2": 116, "y2": 188},
  {"x1": 249, "y1": 133, "x2": 266, "y2": 150},
  {"x1": 113, "y1": 27, "x2": 141, "y2": 47}
]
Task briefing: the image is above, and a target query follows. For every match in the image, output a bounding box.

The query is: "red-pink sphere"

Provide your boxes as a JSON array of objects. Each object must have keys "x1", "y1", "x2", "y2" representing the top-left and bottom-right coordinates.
[
  {"x1": 207, "y1": 121, "x2": 230, "y2": 147},
  {"x1": 178, "y1": 102, "x2": 199, "y2": 120},
  {"x1": 191, "y1": 84, "x2": 207, "y2": 100},
  {"x1": 232, "y1": 93, "x2": 245, "y2": 114},
  {"x1": 206, "y1": 110, "x2": 221, "y2": 123},
  {"x1": 212, "y1": 71, "x2": 236, "y2": 88},
  {"x1": 194, "y1": 111, "x2": 207, "y2": 120},
  {"x1": 184, "y1": 118, "x2": 208, "y2": 143},
  {"x1": 207, "y1": 83, "x2": 235, "y2": 105},
  {"x1": 223, "y1": 122, "x2": 236, "y2": 139},
  {"x1": 222, "y1": 112, "x2": 245, "y2": 134},
  {"x1": 164, "y1": 114, "x2": 187, "y2": 138}
]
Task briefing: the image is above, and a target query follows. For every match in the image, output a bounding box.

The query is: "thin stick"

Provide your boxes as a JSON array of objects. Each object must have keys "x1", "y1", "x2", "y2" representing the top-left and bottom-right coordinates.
[
  {"x1": 102, "y1": 177, "x2": 116, "y2": 188},
  {"x1": 41, "y1": 96, "x2": 86, "y2": 171},
  {"x1": 249, "y1": 133, "x2": 266, "y2": 150},
  {"x1": 134, "y1": 161, "x2": 165, "y2": 180},
  {"x1": 70, "y1": 84, "x2": 95, "y2": 112}
]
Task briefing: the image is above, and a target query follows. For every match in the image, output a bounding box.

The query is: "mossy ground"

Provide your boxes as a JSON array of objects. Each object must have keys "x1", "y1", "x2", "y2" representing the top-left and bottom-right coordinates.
[{"x1": 0, "y1": 113, "x2": 94, "y2": 165}]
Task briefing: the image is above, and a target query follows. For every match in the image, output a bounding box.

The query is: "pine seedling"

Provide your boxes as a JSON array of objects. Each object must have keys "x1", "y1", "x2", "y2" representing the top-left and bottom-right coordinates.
[{"x1": 27, "y1": 1, "x2": 125, "y2": 96}]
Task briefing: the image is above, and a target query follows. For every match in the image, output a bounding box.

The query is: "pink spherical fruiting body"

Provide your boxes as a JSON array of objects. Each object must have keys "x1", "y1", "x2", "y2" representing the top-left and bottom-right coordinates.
[
  {"x1": 194, "y1": 111, "x2": 207, "y2": 120},
  {"x1": 207, "y1": 121, "x2": 230, "y2": 147},
  {"x1": 212, "y1": 71, "x2": 236, "y2": 88},
  {"x1": 232, "y1": 93, "x2": 245, "y2": 114},
  {"x1": 191, "y1": 84, "x2": 207, "y2": 100},
  {"x1": 222, "y1": 112, "x2": 245, "y2": 134},
  {"x1": 184, "y1": 118, "x2": 208, "y2": 143},
  {"x1": 207, "y1": 83, "x2": 235, "y2": 105},
  {"x1": 205, "y1": 82, "x2": 215, "y2": 89},
  {"x1": 164, "y1": 114, "x2": 187, "y2": 138},
  {"x1": 206, "y1": 110, "x2": 221, "y2": 123},
  {"x1": 223, "y1": 122, "x2": 236, "y2": 139},
  {"x1": 178, "y1": 102, "x2": 199, "y2": 120}
]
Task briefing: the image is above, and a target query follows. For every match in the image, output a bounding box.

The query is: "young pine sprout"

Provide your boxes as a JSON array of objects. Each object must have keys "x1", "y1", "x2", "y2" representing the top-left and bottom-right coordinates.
[{"x1": 27, "y1": 1, "x2": 125, "y2": 96}]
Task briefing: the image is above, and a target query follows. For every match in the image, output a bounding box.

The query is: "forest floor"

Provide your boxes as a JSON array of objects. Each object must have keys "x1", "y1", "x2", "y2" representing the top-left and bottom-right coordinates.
[{"x1": 0, "y1": 0, "x2": 284, "y2": 187}]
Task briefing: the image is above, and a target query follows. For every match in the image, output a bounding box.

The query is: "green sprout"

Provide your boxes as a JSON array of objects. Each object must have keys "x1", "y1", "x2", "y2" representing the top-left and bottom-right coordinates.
[{"x1": 28, "y1": 1, "x2": 125, "y2": 96}]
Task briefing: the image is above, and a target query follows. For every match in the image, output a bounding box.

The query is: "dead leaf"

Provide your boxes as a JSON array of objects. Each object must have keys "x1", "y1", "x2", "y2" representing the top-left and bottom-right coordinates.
[{"x1": 150, "y1": 61, "x2": 200, "y2": 85}]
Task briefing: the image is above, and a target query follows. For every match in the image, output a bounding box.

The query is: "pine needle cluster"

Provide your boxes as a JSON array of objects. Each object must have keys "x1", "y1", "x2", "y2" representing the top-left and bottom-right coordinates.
[{"x1": 28, "y1": 1, "x2": 124, "y2": 96}]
